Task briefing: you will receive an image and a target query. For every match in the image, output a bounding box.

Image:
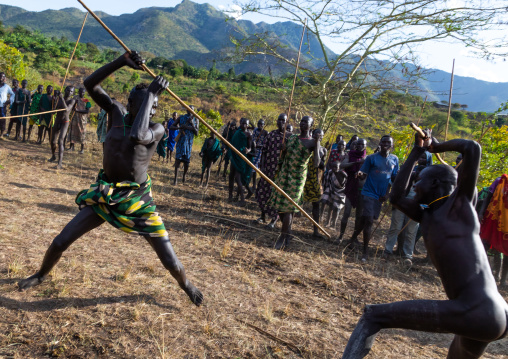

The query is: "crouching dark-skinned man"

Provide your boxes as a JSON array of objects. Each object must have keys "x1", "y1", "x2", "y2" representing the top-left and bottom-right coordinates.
[
  {"x1": 342, "y1": 130, "x2": 507, "y2": 358},
  {"x1": 18, "y1": 51, "x2": 203, "y2": 306}
]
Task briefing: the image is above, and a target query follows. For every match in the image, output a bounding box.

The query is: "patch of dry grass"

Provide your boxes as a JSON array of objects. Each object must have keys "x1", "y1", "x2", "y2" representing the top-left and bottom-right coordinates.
[{"x1": 0, "y1": 135, "x2": 507, "y2": 358}]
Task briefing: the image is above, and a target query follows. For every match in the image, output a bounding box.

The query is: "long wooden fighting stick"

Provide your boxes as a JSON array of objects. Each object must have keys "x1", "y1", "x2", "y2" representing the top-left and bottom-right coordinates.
[
  {"x1": 280, "y1": 18, "x2": 307, "y2": 150},
  {"x1": 0, "y1": 108, "x2": 66, "y2": 120},
  {"x1": 50, "y1": 13, "x2": 88, "y2": 144},
  {"x1": 77, "y1": 0, "x2": 331, "y2": 239},
  {"x1": 61, "y1": 13, "x2": 88, "y2": 92},
  {"x1": 444, "y1": 59, "x2": 455, "y2": 143},
  {"x1": 402, "y1": 96, "x2": 427, "y2": 160},
  {"x1": 410, "y1": 122, "x2": 448, "y2": 165}
]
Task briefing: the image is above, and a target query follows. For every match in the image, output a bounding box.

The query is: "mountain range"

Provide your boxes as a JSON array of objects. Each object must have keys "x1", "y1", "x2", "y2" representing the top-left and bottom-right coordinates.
[{"x1": 0, "y1": 0, "x2": 507, "y2": 112}]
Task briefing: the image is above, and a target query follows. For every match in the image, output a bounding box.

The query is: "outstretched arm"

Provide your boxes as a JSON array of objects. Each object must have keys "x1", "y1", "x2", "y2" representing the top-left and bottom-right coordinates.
[
  {"x1": 130, "y1": 76, "x2": 168, "y2": 145},
  {"x1": 428, "y1": 138, "x2": 481, "y2": 203},
  {"x1": 83, "y1": 51, "x2": 144, "y2": 112}
]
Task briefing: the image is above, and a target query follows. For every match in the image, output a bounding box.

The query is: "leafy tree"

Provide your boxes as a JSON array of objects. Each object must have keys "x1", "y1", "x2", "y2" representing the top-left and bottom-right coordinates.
[
  {"x1": 451, "y1": 110, "x2": 467, "y2": 126},
  {"x1": 228, "y1": 67, "x2": 236, "y2": 80},
  {"x1": 233, "y1": 0, "x2": 508, "y2": 128},
  {"x1": 197, "y1": 109, "x2": 223, "y2": 139},
  {"x1": 0, "y1": 40, "x2": 27, "y2": 80},
  {"x1": 86, "y1": 42, "x2": 101, "y2": 62},
  {"x1": 207, "y1": 60, "x2": 220, "y2": 81}
]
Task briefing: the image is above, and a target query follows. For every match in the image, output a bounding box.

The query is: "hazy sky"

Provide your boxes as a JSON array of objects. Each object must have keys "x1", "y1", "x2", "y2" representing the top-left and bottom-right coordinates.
[{"x1": 2, "y1": 0, "x2": 508, "y2": 83}]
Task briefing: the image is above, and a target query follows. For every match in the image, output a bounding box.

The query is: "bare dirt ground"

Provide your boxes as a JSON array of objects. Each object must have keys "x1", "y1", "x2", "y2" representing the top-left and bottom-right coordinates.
[{"x1": 0, "y1": 135, "x2": 507, "y2": 359}]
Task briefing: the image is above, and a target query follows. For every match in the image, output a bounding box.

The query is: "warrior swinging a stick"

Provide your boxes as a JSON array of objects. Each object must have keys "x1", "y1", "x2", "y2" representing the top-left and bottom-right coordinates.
[
  {"x1": 342, "y1": 128, "x2": 507, "y2": 358},
  {"x1": 18, "y1": 51, "x2": 203, "y2": 306}
]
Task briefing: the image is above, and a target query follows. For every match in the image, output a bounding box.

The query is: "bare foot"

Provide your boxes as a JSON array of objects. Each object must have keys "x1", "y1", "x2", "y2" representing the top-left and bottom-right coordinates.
[
  {"x1": 18, "y1": 273, "x2": 46, "y2": 291},
  {"x1": 48, "y1": 155, "x2": 56, "y2": 162},
  {"x1": 183, "y1": 282, "x2": 203, "y2": 306},
  {"x1": 56, "y1": 164, "x2": 64, "y2": 170}
]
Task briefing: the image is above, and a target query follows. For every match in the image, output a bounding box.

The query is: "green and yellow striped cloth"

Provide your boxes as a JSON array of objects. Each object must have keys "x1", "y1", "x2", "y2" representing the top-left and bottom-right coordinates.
[{"x1": 76, "y1": 170, "x2": 168, "y2": 237}]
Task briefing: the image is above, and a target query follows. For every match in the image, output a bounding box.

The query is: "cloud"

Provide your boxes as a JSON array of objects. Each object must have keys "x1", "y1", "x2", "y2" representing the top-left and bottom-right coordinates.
[
  {"x1": 218, "y1": 4, "x2": 242, "y2": 20},
  {"x1": 455, "y1": 62, "x2": 507, "y2": 83}
]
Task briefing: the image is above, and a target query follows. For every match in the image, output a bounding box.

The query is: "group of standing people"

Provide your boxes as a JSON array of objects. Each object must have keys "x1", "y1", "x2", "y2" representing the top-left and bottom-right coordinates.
[{"x1": 0, "y1": 73, "x2": 91, "y2": 168}]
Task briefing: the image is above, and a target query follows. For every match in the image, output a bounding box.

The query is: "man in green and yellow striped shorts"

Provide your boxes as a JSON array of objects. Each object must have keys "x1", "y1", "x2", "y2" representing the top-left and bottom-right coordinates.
[{"x1": 18, "y1": 51, "x2": 203, "y2": 307}]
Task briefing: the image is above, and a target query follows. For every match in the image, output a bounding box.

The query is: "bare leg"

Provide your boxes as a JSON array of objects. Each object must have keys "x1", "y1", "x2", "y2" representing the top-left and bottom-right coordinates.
[
  {"x1": 18, "y1": 206, "x2": 104, "y2": 290},
  {"x1": 234, "y1": 171, "x2": 246, "y2": 206},
  {"x1": 21, "y1": 123, "x2": 27, "y2": 142},
  {"x1": 182, "y1": 162, "x2": 189, "y2": 184},
  {"x1": 312, "y1": 202, "x2": 322, "y2": 237},
  {"x1": 27, "y1": 124, "x2": 33, "y2": 141},
  {"x1": 49, "y1": 129, "x2": 57, "y2": 162},
  {"x1": 331, "y1": 207, "x2": 340, "y2": 227},
  {"x1": 251, "y1": 172, "x2": 257, "y2": 192},
  {"x1": 37, "y1": 126, "x2": 43, "y2": 143},
  {"x1": 228, "y1": 167, "x2": 235, "y2": 200},
  {"x1": 169, "y1": 150, "x2": 173, "y2": 163},
  {"x1": 15, "y1": 120, "x2": 21, "y2": 140},
  {"x1": 57, "y1": 123, "x2": 69, "y2": 169},
  {"x1": 342, "y1": 299, "x2": 506, "y2": 359},
  {"x1": 205, "y1": 164, "x2": 212, "y2": 187},
  {"x1": 319, "y1": 203, "x2": 326, "y2": 223},
  {"x1": 144, "y1": 235, "x2": 203, "y2": 306},
  {"x1": 275, "y1": 213, "x2": 293, "y2": 250},
  {"x1": 361, "y1": 216, "x2": 374, "y2": 261},
  {"x1": 173, "y1": 160, "x2": 180, "y2": 185},
  {"x1": 199, "y1": 170, "x2": 205, "y2": 186}
]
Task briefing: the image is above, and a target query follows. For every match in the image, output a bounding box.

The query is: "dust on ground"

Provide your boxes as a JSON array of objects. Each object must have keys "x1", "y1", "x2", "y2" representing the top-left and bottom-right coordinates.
[{"x1": 0, "y1": 137, "x2": 506, "y2": 358}]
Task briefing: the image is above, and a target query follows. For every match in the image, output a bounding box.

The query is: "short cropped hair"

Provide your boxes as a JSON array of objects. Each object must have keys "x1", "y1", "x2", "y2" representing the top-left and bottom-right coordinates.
[
  {"x1": 131, "y1": 83, "x2": 149, "y2": 93},
  {"x1": 427, "y1": 164, "x2": 457, "y2": 185}
]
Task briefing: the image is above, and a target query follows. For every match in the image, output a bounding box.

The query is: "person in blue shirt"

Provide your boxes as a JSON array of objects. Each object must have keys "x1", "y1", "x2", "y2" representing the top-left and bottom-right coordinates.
[
  {"x1": 346, "y1": 135, "x2": 399, "y2": 262},
  {"x1": 0, "y1": 72, "x2": 15, "y2": 138}
]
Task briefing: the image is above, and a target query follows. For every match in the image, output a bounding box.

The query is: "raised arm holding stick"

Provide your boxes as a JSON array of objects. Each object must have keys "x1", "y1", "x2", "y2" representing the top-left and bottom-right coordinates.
[
  {"x1": 77, "y1": 0, "x2": 330, "y2": 239},
  {"x1": 19, "y1": 51, "x2": 204, "y2": 306},
  {"x1": 342, "y1": 129, "x2": 507, "y2": 358}
]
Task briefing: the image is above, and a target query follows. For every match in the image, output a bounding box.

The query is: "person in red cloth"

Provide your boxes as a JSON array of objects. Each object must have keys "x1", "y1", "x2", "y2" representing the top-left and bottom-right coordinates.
[{"x1": 480, "y1": 174, "x2": 508, "y2": 288}]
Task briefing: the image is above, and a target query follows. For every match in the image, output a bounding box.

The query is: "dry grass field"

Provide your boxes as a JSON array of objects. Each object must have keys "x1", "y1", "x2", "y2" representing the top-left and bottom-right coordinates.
[{"x1": 0, "y1": 135, "x2": 507, "y2": 358}]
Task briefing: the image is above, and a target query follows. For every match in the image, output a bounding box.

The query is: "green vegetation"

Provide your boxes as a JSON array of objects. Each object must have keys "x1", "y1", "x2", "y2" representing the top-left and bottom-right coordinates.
[{"x1": 0, "y1": 22, "x2": 505, "y2": 188}]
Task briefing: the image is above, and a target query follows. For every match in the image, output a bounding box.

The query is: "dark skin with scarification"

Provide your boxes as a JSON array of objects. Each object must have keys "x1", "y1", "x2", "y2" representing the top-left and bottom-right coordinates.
[
  {"x1": 342, "y1": 131, "x2": 508, "y2": 359},
  {"x1": 18, "y1": 51, "x2": 203, "y2": 307}
]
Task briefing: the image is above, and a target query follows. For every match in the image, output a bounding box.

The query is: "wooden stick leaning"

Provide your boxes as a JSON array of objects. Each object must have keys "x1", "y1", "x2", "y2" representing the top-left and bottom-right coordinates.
[
  {"x1": 280, "y1": 18, "x2": 307, "y2": 151},
  {"x1": 0, "y1": 108, "x2": 66, "y2": 120},
  {"x1": 402, "y1": 96, "x2": 427, "y2": 160},
  {"x1": 50, "y1": 12, "x2": 88, "y2": 144},
  {"x1": 444, "y1": 59, "x2": 455, "y2": 142},
  {"x1": 77, "y1": 0, "x2": 331, "y2": 239},
  {"x1": 61, "y1": 13, "x2": 88, "y2": 92},
  {"x1": 409, "y1": 122, "x2": 448, "y2": 165}
]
